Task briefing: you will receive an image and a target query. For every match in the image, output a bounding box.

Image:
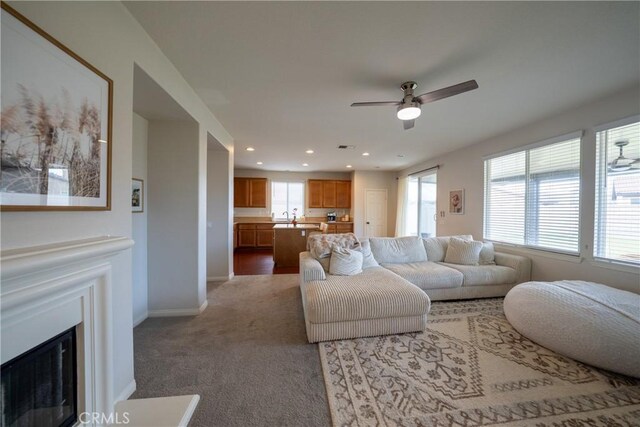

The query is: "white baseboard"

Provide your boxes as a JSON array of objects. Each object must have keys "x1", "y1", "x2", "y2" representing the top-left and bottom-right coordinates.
[
  {"x1": 207, "y1": 273, "x2": 234, "y2": 282},
  {"x1": 148, "y1": 299, "x2": 208, "y2": 318},
  {"x1": 132, "y1": 311, "x2": 148, "y2": 328},
  {"x1": 114, "y1": 379, "x2": 137, "y2": 403}
]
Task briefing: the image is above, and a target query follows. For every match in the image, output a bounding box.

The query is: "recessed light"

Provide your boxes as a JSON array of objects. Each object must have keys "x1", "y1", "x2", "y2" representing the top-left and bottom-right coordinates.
[
  {"x1": 246, "y1": 147, "x2": 255, "y2": 152},
  {"x1": 305, "y1": 149, "x2": 314, "y2": 154},
  {"x1": 362, "y1": 152, "x2": 370, "y2": 156},
  {"x1": 302, "y1": 163, "x2": 309, "y2": 167},
  {"x1": 256, "y1": 161, "x2": 263, "y2": 165},
  {"x1": 346, "y1": 165, "x2": 353, "y2": 168}
]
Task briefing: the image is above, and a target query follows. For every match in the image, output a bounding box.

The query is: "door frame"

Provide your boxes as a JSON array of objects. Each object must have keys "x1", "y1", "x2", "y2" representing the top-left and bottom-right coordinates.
[{"x1": 364, "y1": 188, "x2": 388, "y2": 237}]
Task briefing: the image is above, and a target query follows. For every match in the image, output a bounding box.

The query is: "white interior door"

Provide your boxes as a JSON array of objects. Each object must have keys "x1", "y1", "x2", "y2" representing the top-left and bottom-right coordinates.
[{"x1": 364, "y1": 189, "x2": 388, "y2": 237}]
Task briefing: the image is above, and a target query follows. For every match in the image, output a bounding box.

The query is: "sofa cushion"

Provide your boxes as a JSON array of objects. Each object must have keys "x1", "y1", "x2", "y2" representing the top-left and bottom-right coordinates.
[
  {"x1": 369, "y1": 236, "x2": 427, "y2": 264},
  {"x1": 381, "y1": 261, "x2": 463, "y2": 290},
  {"x1": 441, "y1": 263, "x2": 517, "y2": 286},
  {"x1": 304, "y1": 267, "x2": 430, "y2": 323},
  {"x1": 308, "y1": 232, "x2": 360, "y2": 260},
  {"x1": 422, "y1": 235, "x2": 473, "y2": 262},
  {"x1": 479, "y1": 241, "x2": 496, "y2": 265},
  {"x1": 357, "y1": 239, "x2": 380, "y2": 269},
  {"x1": 329, "y1": 247, "x2": 363, "y2": 276},
  {"x1": 444, "y1": 237, "x2": 483, "y2": 265}
]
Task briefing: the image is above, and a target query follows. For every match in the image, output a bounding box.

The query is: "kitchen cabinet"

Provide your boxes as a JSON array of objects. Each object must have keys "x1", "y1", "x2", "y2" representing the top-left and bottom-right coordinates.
[
  {"x1": 335, "y1": 181, "x2": 351, "y2": 208},
  {"x1": 238, "y1": 224, "x2": 257, "y2": 247},
  {"x1": 233, "y1": 224, "x2": 238, "y2": 249},
  {"x1": 326, "y1": 223, "x2": 353, "y2": 234},
  {"x1": 256, "y1": 224, "x2": 274, "y2": 247},
  {"x1": 307, "y1": 179, "x2": 351, "y2": 209},
  {"x1": 308, "y1": 180, "x2": 323, "y2": 208},
  {"x1": 236, "y1": 223, "x2": 273, "y2": 248},
  {"x1": 234, "y1": 177, "x2": 267, "y2": 208}
]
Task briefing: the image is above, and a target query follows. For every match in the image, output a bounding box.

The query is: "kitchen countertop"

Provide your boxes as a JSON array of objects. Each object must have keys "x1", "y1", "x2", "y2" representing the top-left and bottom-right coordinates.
[
  {"x1": 234, "y1": 219, "x2": 353, "y2": 225},
  {"x1": 272, "y1": 224, "x2": 320, "y2": 229}
]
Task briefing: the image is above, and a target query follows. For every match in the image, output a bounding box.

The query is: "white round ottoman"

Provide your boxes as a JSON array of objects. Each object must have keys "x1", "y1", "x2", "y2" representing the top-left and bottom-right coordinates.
[{"x1": 504, "y1": 280, "x2": 640, "y2": 378}]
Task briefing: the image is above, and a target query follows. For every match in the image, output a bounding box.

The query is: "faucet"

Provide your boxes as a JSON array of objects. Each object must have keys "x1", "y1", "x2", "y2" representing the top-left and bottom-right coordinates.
[{"x1": 282, "y1": 211, "x2": 289, "y2": 222}]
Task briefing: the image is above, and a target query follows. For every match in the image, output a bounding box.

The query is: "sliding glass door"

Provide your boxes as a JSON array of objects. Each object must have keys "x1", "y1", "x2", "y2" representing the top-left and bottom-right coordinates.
[{"x1": 406, "y1": 170, "x2": 437, "y2": 237}]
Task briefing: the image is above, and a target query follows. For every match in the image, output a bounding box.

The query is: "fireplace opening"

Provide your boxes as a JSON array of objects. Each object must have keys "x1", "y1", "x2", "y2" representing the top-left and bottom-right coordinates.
[{"x1": 1, "y1": 327, "x2": 77, "y2": 427}]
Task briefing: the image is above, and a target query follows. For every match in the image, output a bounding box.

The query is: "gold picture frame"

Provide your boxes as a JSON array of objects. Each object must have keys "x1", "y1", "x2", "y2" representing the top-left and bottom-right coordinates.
[{"x1": 0, "y1": 2, "x2": 112, "y2": 211}]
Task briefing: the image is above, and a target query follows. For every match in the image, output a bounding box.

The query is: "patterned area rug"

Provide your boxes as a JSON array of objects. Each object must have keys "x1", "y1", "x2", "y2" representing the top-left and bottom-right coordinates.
[{"x1": 318, "y1": 298, "x2": 640, "y2": 426}]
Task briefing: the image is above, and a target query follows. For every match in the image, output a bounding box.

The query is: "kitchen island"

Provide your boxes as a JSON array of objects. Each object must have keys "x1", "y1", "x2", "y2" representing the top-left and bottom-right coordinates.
[{"x1": 273, "y1": 223, "x2": 320, "y2": 267}]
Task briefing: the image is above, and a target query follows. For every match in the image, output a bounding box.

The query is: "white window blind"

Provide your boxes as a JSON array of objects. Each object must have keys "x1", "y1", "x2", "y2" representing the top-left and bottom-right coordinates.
[
  {"x1": 594, "y1": 120, "x2": 640, "y2": 265},
  {"x1": 484, "y1": 135, "x2": 581, "y2": 254},
  {"x1": 272, "y1": 181, "x2": 304, "y2": 219}
]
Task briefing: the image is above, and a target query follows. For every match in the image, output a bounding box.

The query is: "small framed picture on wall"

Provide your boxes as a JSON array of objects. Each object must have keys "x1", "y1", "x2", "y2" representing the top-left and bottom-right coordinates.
[
  {"x1": 449, "y1": 189, "x2": 464, "y2": 215},
  {"x1": 132, "y1": 178, "x2": 143, "y2": 213}
]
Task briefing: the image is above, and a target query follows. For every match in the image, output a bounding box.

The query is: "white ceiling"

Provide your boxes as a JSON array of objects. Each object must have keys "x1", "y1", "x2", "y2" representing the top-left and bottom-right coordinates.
[{"x1": 125, "y1": 2, "x2": 639, "y2": 172}]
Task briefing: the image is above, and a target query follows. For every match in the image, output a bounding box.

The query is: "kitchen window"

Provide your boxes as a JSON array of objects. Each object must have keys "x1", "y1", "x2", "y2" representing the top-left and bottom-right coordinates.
[
  {"x1": 594, "y1": 118, "x2": 640, "y2": 265},
  {"x1": 483, "y1": 132, "x2": 582, "y2": 254},
  {"x1": 272, "y1": 181, "x2": 304, "y2": 220}
]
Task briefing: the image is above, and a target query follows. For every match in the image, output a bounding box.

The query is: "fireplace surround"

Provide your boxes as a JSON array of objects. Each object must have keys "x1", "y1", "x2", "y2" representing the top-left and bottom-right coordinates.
[{"x1": 1, "y1": 236, "x2": 133, "y2": 427}]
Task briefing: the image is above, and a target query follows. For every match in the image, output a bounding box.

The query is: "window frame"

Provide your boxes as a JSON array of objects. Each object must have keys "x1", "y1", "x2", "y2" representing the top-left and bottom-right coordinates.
[
  {"x1": 271, "y1": 180, "x2": 305, "y2": 220},
  {"x1": 593, "y1": 115, "x2": 640, "y2": 267},
  {"x1": 483, "y1": 131, "x2": 583, "y2": 256}
]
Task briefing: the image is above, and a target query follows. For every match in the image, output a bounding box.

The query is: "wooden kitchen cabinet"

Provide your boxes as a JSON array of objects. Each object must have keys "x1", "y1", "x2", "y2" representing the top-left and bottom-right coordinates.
[
  {"x1": 256, "y1": 224, "x2": 274, "y2": 247},
  {"x1": 322, "y1": 181, "x2": 337, "y2": 207},
  {"x1": 307, "y1": 179, "x2": 351, "y2": 209},
  {"x1": 308, "y1": 180, "x2": 323, "y2": 208},
  {"x1": 326, "y1": 223, "x2": 353, "y2": 234},
  {"x1": 236, "y1": 223, "x2": 273, "y2": 248},
  {"x1": 238, "y1": 224, "x2": 257, "y2": 247},
  {"x1": 234, "y1": 177, "x2": 267, "y2": 208},
  {"x1": 336, "y1": 181, "x2": 351, "y2": 208}
]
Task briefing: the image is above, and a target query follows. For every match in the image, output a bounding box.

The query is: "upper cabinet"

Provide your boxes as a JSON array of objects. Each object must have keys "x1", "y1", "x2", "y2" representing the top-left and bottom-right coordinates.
[
  {"x1": 308, "y1": 179, "x2": 351, "y2": 209},
  {"x1": 234, "y1": 177, "x2": 267, "y2": 208}
]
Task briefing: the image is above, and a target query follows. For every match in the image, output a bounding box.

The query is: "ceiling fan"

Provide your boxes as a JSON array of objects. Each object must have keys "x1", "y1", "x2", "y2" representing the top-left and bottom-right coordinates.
[
  {"x1": 351, "y1": 79, "x2": 479, "y2": 130},
  {"x1": 609, "y1": 140, "x2": 640, "y2": 172}
]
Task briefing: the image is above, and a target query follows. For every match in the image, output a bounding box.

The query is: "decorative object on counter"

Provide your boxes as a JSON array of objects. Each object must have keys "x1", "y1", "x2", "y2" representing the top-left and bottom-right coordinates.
[
  {"x1": 327, "y1": 211, "x2": 337, "y2": 222},
  {"x1": 132, "y1": 178, "x2": 144, "y2": 213},
  {"x1": 0, "y1": 3, "x2": 112, "y2": 211},
  {"x1": 449, "y1": 189, "x2": 464, "y2": 214},
  {"x1": 291, "y1": 208, "x2": 298, "y2": 225}
]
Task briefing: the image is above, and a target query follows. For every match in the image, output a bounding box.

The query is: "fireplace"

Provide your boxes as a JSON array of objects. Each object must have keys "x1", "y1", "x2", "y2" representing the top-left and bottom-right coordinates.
[{"x1": 1, "y1": 328, "x2": 77, "y2": 427}]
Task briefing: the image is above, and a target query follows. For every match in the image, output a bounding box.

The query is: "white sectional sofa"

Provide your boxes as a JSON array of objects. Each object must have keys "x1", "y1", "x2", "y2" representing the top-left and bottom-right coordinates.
[{"x1": 299, "y1": 234, "x2": 531, "y2": 343}]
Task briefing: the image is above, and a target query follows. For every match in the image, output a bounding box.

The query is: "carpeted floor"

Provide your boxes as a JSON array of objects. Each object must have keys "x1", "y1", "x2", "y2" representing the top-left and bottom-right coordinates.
[{"x1": 133, "y1": 274, "x2": 331, "y2": 426}]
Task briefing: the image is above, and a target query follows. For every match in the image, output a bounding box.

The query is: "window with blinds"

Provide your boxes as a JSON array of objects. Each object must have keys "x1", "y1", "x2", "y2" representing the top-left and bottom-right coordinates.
[
  {"x1": 594, "y1": 119, "x2": 640, "y2": 265},
  {"x1": 272, "y1": 181, "x2": 304, "y2": 220},
  {"x1": 484, "y1": 134, "x2": 581, "y2": 254}
]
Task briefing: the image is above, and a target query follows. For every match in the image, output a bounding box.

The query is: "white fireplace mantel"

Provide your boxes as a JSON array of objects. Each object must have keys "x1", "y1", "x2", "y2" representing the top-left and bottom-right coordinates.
[{"x1": 1, "y1": 235, "x2": 134, "y2": 424}]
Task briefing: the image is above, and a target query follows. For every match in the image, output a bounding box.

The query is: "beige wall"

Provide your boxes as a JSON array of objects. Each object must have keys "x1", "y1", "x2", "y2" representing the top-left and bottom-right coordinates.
[
  {"x1": 399, "y1": 84, "x2": 640, "y2": 293},
  {"x1": 131, "y1": 113, "x2": 148, "y2": 327},
  {"x1": 1, "y1": 1, "x2": 233, "y2": 401},
  {"x1": 234, "y1": 169, "x2": 352, "y2": 218}
]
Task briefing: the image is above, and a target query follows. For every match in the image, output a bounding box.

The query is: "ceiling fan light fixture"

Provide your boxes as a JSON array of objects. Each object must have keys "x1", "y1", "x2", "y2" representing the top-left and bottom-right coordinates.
[{"x1": 397, "y1": 102, "x2": 421, "y2": 121}]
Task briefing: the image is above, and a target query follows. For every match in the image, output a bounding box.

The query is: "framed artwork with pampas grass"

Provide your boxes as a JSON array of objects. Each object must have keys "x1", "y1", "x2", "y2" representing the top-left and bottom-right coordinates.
[{"x1": 0, "y1": 2, "x2": 112, "y2": 211}]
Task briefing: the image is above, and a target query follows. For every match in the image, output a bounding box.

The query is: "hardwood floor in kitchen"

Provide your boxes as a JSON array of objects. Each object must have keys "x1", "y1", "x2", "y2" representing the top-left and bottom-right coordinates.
[{"x1": 233, "y1": 248, "x2": 299, "y2": 275}]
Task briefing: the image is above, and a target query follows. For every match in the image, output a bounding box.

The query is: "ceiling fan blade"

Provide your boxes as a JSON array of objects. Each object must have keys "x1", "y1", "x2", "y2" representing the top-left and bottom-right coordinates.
[
  {"x1": 403, "y1": 120, "x2": 415, "y2": 130},
  {"x1": 351, "y1": 101, "x2": 401, "y2": 107},
  {"x1": 415, "y1": 80, "x2": 479, "y2": 104}
]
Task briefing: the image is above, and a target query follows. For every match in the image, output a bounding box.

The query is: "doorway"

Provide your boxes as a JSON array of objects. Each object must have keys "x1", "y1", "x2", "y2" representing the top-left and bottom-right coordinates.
[{"x1": 408, "y1": 170, "x2": 437, "y2": 238}]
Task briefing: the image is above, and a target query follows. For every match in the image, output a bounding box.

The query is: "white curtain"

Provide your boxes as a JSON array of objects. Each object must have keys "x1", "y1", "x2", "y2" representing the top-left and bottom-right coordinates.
[{"x1": 395, "y1": 176, "x2": 410, "y2": 237}]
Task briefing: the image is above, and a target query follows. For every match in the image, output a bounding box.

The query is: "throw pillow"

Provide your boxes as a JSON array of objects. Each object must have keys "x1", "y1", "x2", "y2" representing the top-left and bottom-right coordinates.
[
  {"x1": 308, "y1": 233, "x2": 360, "y2": 260},
  {"x1": 329, "y1": 246, "x2": 364, "y2": 276},
  {"x1": 444, "y1": 237, "x2": 483, "y2": 265},
  {"x1": 423, "y1": 235, "x2": 473, "y2": 262},
  {"x1": 357, "y1": 239, "x2": 380, "y2": 269},
  {"x1": 479, "y1": 241, "x2": 496, "y2": 265}
]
